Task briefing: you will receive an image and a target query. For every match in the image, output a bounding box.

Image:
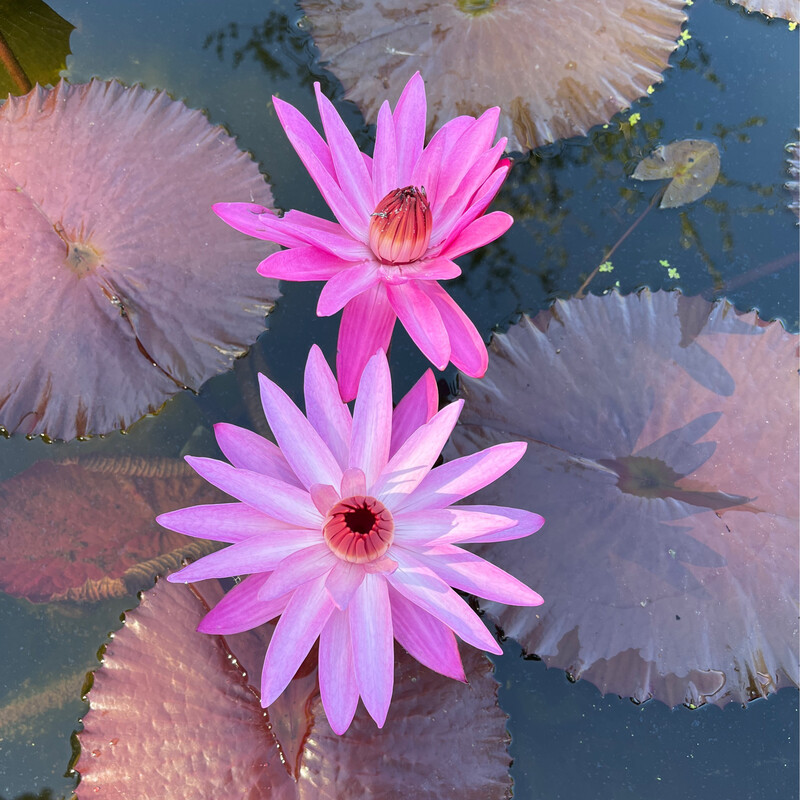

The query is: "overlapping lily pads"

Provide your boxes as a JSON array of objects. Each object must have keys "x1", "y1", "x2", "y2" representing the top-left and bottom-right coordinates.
[
  {"x1": 76, "y1": 578, "x2": 513, "y2": 799},
  {"x1": 447, "y1": 290, "x2": 799, "y2": 707},
  {"x1": 0, "y1": 80, "x2": 280, "y2": 440},
  {"x1": 301, "y1": 0, "x2": 687, "y2": 151}
]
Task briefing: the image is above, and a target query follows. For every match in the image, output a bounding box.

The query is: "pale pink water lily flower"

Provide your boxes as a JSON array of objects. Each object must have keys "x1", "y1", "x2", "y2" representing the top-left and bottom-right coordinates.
[
  {"x1": 213, "y1": 72, "x2": 513, "y2": 401},
  {"x1": 160, "y1": 346, "x2": 543, "y2": 734}
]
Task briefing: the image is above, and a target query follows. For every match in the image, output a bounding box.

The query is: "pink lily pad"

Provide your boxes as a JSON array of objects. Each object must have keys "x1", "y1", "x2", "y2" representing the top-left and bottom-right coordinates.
[
  {"x1": 632, "y1": 140, "x2": 721, "y2": 208},
  {"x1": 447, "y1": 290, "x2": 799, "y2": 708},
  {"x1": 301, "y1": 0, "x2": 686, "y2": 151},
  {"x1": 76, "y1": 577, "x2": 512, "y2": 799},
  {"x1": 0, "y1": 80, "x2": 280, "y2": 441},
  {"x1": 0, "y1": 457, "x2": 225, "y2": 603}
]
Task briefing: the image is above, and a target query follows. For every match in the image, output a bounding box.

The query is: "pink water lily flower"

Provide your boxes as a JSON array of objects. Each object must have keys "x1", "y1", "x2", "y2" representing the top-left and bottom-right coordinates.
[
  {"x1": 213, "y1": 72, "x2": 513, "y2": 401},
  {"x1": 160, "y1": 346, "x2": 543, "y2": 734}
]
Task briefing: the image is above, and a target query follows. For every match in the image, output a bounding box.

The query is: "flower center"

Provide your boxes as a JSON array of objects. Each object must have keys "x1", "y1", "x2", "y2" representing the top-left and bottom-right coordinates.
[
  {"x1": 323, "y1": 495, "x2": 395, "y2": 563},
  {"x1": 369, "y1": 186, "x2": 432, "y2": 265}
]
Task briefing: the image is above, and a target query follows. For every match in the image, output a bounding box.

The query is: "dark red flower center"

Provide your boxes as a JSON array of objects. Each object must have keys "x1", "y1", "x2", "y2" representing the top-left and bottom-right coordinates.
[
  {"x1": 369, "y1": 185, "x2": 432, "y2": 265},
  {"x1": 323, "y1": 495, "x2": 395, "y2": 563}
]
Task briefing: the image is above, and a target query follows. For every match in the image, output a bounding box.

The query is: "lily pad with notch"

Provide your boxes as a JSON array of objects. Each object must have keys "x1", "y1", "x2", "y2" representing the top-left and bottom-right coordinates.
[{"x1": 447, "y1": 290, "x2": 798, "y2": 708}]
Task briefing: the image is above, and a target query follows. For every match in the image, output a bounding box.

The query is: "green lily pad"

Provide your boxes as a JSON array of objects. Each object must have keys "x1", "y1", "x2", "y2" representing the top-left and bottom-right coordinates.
[
  {"x1": 632, "y1": 139, "x2": 721, "y2": 209},
  {"x1": 0, "y1": 0, "x2": 74, "y2": 96}
]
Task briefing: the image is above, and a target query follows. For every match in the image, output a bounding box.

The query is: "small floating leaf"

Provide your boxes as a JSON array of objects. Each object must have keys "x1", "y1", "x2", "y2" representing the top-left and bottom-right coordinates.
[{"x1": 632, "y1": 139, "x2": 721, "y2": 208}]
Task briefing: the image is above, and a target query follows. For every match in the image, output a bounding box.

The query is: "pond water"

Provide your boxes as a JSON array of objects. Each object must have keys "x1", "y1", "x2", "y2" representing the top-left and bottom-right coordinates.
[{"x1": 0, "y1": 1, "x2": 797, "y2": 798}]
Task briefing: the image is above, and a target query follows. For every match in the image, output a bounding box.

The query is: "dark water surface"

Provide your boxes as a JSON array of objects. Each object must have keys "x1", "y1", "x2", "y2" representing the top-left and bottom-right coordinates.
[{"x1": 0, "y1": 1, "x2": 797, "y2": 798}]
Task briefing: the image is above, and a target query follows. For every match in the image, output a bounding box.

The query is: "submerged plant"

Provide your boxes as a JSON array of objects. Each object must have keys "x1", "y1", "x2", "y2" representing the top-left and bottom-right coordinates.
[
  {"x1": 160, "y1": 346, "x2": 543, "y2": 734},
  {"x1": 214, "y1": 73, "x2": 512, "y2": 400}
]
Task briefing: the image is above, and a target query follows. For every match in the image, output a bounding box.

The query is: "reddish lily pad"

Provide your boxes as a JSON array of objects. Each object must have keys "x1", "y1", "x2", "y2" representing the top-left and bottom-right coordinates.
[
  {"x1": 301, "y1": 0, "x2": 687, "y2": 151},
  {"x1": 0, "y1": 0, "x2": 74, "y2": 95},
  {"x1": 447, "y1": 290, "x2": 799, "y2": 708},
  {"x1": 0, "y1": 80, "x2": 280, "y2": 441},
  {"x1": 0, "y1": 458, "x2": 224, "y2": 603},
  {"x1": 76, "y1": 578, "x2": 512, "y2": 799},
  {"x1": 632, "y1": 140, "x2": 721, "y2": 208}
]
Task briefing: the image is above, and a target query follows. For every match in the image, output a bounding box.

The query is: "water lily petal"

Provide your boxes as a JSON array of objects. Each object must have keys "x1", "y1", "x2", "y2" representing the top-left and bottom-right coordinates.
[
  {"x1": 349, "y1": 573, "x2": 394, "y2": 726},
  {"x1": 374, "y1": 400, "x2": 463, "y2": 507},
  {"x1": 261, "y1": 573, "x2": 335, "y2": 707},
  {"x1": 304, "y1": 344, "x2": 352, "y2": 469},
  {"x1": 412, "y1": 115, "x2": 473, "y2": 207},
  {"x1": 185, "y1": 456, "x2": 322, "y2": 527},
  {"x1": 379, "y1": 256, "x2": 461, "y2": 283},
  {"x1": 258, "y1": 373, "x2": 343, "y2": 489},
  {"x1": 157, "y1": 503, "x2": 299, "y2": 542},
  {"x1": 388, "y1": 584, "x2": 465, "y2": 681},
  {"x1": 257, "y1": 246, "x2": 351, "y2": 281},
  {"x1": 430, "y1": 139, "x2": 507, "y2": 244},
  {"x1": 315, "y1": 83, "x2": 374, "y2": 223},
  {"x1": 167, "y1": 531, "x2": 319, "y2": 582},
  {"x1": 272, "y1": 94, "x2": 335, "y2": 177},
  {"x1": 197, "y1": 573, "x2": 289, "y2": 634},
  {"x1": 212, "y1": 202, "x2": 291, "y2": 242},
  {"x1": 337, "y1": 282, "x2": 396, "y2": 402},
  {"x1": 417, "y1": 281, "x2": 488, "y2": 378},
  {"x1": 325, "y1": 560, "x2": 365, "y2": 610},
  {"x1": 213, "y1": 203, "x2": 370, "y2": 260},
  {"x1": 349, "y1": 350, "x2": 393, "y2": 488},
  {"x1": 451, "y1": 505, "x2": 545, "y2": 543},
  {"x1": 273, "y1": 95, "x2": 367, "y2": 240},
  {"x1": 387, "y1": 549, "x2": 501, "y2": 654},
  {"x1": 317, "y1": 260, "x2": 380, "y2": 317},
  {"x1": 340, "y1": 467, "x2": 367, "y2": 498},
  {"x1": 392, "y1": 72, "x2": 426, "y2": 184},
  {"x1": 438, "y1": 164, "x2": 510, "y2": 250},
  {"x1": 439, "y1": 211, "x2": 513, "y2": 261},
  {"x1": 309, "y1": 483, "x2": 340, "y2": 515},
  {"x1": 319, "y1": 608, "x2": 360, "y2": 735},
  {"x1": 372, "y1": 100, "x2": 398, "y2": 203},
  {"x1": 386, "y1": 281, "x2": 450, "y2": 370},
  {"x1": 390, "y1": 368, "x2": 438, "y2": 458},
  {"x1": 433, "y1": 108, "x2": 501, "y2": 212},
  {"x1": 393, "y1": 506, "x2": 527, "y2": 546},
  {"x1": 406, "y1": 543, "x2": 544, "y2": 606},
  {"x1": 395, "y1": 442, "x2": 527, "y2": 513},
  {"x1": 258, "y1": 544, "x2": 336, "y2": 601},
  {"x1": 214, "y1": 422, "x2": 302, "y2": 487}
]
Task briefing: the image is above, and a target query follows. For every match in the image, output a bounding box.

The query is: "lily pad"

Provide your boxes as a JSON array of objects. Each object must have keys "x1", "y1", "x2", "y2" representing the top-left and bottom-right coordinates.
[
  {"x1": 0, "y1": 80, "x2": 280, "y2": 441},
  {"x1": 301, "y1": 0, "x2": 687, "y2": 152},
  {"x1": 729, "y1": 0, "x2": 799, "y2": 23},
  {"x1": 447, "y1": 290, "x2": 798, "y2": 708},
  {"x1": 0, "y1": 458, "x2": 224, "y2": 603},
  {"x1": 632, "y1": 139, "x2": 721, "y2": 208},
  {"x1": 0, "y1": 0, "x2": 74, "y2": 95},
  {"x1": 76, "y1": 577, "x2": 513, "y2": 799}
]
